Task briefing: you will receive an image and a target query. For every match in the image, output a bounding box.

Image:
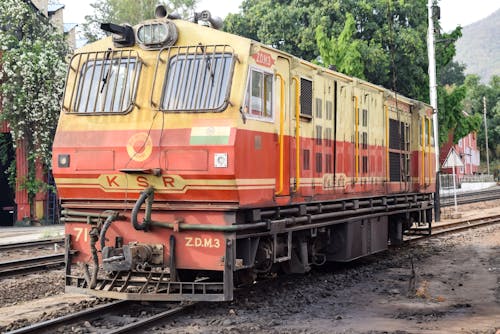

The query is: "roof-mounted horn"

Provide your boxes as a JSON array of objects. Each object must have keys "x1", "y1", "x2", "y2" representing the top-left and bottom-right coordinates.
[
  {"x1": 195, "y1": 10, "x2": 223, "y2": 30},
  {"x1": 155, "y1": 5, "x2": 181, "y2": 20}
]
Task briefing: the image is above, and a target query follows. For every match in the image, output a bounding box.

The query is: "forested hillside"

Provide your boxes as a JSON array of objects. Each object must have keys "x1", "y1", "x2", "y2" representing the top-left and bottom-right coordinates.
[{"x1": 455, "y1": 9, "x2": 500, "y2": 82}]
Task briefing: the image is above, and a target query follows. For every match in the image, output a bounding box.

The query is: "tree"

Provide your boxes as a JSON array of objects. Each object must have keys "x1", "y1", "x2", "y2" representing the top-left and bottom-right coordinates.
[
  {"x1": 0, "y1": 0, "x2": 68, "y2": 219},
  {"x1": 83, "y1": 0, "x2": 199, "y2": 42},
  {"x1": 438, "y1": 60, "x2": 466, "y2": 86},
  {"x1": 315, "y1": 13, "x2": 365, "y2": 78},
  {"x1": 462, "y1": 75, "x2": 500, "y2": 169},
  {"x1": 437, "y1": 85, "x2": 481, "y2": 145}
]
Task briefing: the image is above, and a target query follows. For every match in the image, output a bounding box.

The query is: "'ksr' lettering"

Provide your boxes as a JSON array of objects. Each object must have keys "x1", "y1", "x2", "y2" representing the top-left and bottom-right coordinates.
[
  {"x1": 185, "y1": 237, "x2": 221, "y2": 248},
  {"x1": 107, "y1": 175, "x2": 119, "y2": 187},
  {"x1": 104, "y1": 175, "x2": 177, "y2": 188}
]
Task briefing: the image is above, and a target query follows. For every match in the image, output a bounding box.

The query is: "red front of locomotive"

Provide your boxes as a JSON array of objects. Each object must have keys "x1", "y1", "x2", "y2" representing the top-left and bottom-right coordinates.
[{"x1": 52, "y1": 12, "x2": 265, "y2": 301}]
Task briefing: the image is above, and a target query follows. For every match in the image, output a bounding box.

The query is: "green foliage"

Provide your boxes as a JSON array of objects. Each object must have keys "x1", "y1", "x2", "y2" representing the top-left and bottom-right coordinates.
[
  {"x1": 462, "y1": 75, "x2": 500, "y2": 168},
  {"x1": 435, "y1": 26, "x2": 462, "y2": 69},
  {"x1": 0, "y1": 134, "x2": 15, "y2": 191},
  {"x1": 438, "y1": 60, "x2": 466, "y2": 86},
  {"x1": 83, "y1": 0, "x2": 199, "y2": 42},
  {"x1": 437, "y1": 85, "x2": 481, "y2": 145},
  {"x1": 19, "y1": 152, "x2": 55, "y2": 203},
  {"x1": 225, "y1": 0, "x2": 315, "y2": 60},
  {"x1": 315, "y1": 13, "x2": 365, "y2": 78},
  {"x1": 0, "y1": 0, "x2": 67, "y2": 218}
]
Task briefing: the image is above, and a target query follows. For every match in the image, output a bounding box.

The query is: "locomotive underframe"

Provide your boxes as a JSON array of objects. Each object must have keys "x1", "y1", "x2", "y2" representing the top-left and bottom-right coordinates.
[{"x1": 64, "y1": 192, "x2": 433, "y2": 301}]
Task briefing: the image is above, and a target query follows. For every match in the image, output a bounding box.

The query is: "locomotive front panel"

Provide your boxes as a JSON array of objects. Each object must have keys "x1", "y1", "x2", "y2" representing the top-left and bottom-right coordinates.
[{"x1": 52, "y1": 14, "x2": 256, "y2": 301}]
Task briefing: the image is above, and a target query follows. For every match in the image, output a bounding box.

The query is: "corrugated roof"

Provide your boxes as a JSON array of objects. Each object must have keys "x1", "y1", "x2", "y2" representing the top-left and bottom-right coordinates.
[
  {"x1": 47, "y1": 4, "x2": 64, "y2": 13},
  {"x1": 63, "y1": 23, "x2": 78, "y2": 33}
]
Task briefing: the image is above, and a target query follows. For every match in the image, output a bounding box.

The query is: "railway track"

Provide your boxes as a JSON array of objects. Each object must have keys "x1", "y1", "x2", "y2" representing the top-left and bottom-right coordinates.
[
  {"x1": 406, "y1": 213, "x2": 500, "y2": 242},
  {"x1": 6, "y1": 300, "x2": 196, "y2": 334},
  {"x1": 431, "y1": 214, "x2": 500, "y2": 235},
  {"x1": 0, "y1": 254, "x2": 65, "y2": 278},
  {"x1": 0, "y1": 238, "x2": 64, "y2": 251},
  {"x1": 440, "y1": 186, "x2": 500, "y2": 207}
]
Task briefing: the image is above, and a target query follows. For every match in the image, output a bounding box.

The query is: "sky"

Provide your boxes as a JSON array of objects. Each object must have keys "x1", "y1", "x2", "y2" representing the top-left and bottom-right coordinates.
[{"x1": 59, "y1": 0, "x2": 500, "y2": 38}]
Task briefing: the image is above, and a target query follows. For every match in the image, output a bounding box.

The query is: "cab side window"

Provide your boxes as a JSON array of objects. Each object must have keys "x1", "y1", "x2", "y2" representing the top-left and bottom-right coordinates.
[{"x1": 244, "y1": 68, "x2": 273, "y2": 120}]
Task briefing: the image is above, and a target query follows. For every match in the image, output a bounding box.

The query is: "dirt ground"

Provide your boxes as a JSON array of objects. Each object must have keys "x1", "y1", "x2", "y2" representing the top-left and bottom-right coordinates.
[
  {"x1": 0, "y1": 201, "x2": 499, "y2": 333},
  {"x1": 158, "y1": 224, "x2": 500, "y2": 334},
  {"x1": 158, "y1": 201, "x2": 500, "y2": 334}
]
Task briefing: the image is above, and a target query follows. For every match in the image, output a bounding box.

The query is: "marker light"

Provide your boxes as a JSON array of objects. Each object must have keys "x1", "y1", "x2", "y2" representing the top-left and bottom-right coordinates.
[
  {"x1": 214, "y1": 153, "x2": 228, "y2": 168},
  {"x1": 58, "y1": 154, "x2": 70, "y2": 168}
]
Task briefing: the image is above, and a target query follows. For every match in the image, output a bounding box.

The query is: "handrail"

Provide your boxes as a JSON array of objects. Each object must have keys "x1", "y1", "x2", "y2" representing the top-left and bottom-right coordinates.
[
  {"x1": 275, "y1": 73, "x2": 285, "y2": 195},
  {"x1": 354, "y1": 95, "x2": 359, "y2": 182},
  {"x1": 421, "y1": 116, "x2": 425, "y2": 186},
  {"x1": 427, "y1": 117, "x2": 432, "y2": 185},
  {"x1": 292, "y1": 77, "x2": 300, "y2": 192}
]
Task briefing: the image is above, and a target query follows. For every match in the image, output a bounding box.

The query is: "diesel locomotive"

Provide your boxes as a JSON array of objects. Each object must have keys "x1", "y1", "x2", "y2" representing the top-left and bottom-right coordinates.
[{"x1": 53, "y1": 6, "x2": 435, "y2": 301}]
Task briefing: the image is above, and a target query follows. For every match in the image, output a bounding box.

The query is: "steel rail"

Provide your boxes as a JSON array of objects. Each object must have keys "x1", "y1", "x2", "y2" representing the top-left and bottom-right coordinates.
[
  {"x1": 407, "y1": 214, "x2": 500, "y2": 241},
  {"x1": 106, "y1": 302, "x2": 197, "y2": 334},
  {"x1": 5, "y1": 300, "x2": 129, "y2": 334},
  {"x1": 431, "y1": 214, "x2": 500, "y2": 236},
  {"x1": 6, "y1": 300, "x2": 195, "y2": 334},
  {"x1": 0, "y1": 254, "x2": 65, "y2": 278},
  {"x1": 0, "y1": 238, "x2": 64, "y2": 251},
  {"x1": 440, "y1": 187, "x2": 500, "y2": 207}
]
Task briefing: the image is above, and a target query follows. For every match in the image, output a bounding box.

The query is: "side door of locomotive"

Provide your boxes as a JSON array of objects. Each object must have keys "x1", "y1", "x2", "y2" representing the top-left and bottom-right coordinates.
[
  {"x1": 245, "y1": 49, "x2": 292, "y2": 197},
  {"x1": 274, "y1": 55, "x2": 292, "y2": 197}
]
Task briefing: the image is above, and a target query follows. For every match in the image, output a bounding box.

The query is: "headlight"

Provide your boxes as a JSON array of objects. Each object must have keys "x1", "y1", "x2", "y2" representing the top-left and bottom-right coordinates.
[{"x1": 136, "y1": 21, "x2": 178, "y2": 49}]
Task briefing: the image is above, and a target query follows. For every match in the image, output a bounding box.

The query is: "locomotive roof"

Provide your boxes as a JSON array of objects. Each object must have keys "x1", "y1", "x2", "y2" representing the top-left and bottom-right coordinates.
[{"x1": 77, "y1": 17, "x2": 431, "y2": 111}]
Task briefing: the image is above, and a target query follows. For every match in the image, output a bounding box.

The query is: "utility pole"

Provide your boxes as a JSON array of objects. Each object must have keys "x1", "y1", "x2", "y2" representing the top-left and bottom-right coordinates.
[
  {"x1": 427, "y1": 0, "x2": 440, "y2": 221},
  {"x1": 483, "y1": 96, "x2": 490, "y2": 175}
]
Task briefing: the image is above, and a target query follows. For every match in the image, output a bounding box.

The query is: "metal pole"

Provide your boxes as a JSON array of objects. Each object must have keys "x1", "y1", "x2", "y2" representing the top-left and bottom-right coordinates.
[
  {"x1": 428, "y1": 0, "x2": 440, "y2": 221},
  {"x1": 428, "y1": 0, "x2": 439, "y2": 170},
  {"x1": 483, "y1": 96, "x2": 490, "y2": 175},
  {"x1": 452, "y1": 164, "x2": 457, "y2": 214}
]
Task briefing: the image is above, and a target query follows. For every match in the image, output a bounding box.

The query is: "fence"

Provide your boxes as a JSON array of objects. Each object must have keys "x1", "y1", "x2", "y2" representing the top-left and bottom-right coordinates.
[{"x1": 440, "y1": 173, "x2": 495, "y2": 193}]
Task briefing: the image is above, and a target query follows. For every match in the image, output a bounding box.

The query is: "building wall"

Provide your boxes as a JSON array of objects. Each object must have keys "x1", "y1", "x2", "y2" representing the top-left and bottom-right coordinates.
[
  {"x1": 49, "y1": 8, "x2": 64, "y2": 34},
  {"x1": 66, "y1": 28, "x2": 76, "y2": 50},
  {"x1": 440, "y1": 131, "x2": 480, "y2": 179},
  {"x1": 30, "y1": 0, "x2": 48, "y2": 17}
]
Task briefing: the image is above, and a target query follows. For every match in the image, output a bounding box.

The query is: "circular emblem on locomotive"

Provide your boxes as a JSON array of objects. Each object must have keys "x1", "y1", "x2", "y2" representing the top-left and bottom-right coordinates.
[{"x1": 126, "y1": 132, "x2": 153, "y2": 162}]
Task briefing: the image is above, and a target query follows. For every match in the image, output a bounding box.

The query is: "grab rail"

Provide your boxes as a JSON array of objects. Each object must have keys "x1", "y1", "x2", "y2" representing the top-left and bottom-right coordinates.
[
  {"x1": 275, "y1": 73, "x2": 285, "y2": 195},
  {"x1": 421, "y1": 116, "x2": 425, "y2": 186},
  {"x1": 292, "y1": 77, "x2": 300, "y2": 192},
  {"x1": 427, "y1": 117, "x2": 432, "y2": 185},
  {"x1": 385, "y1": 104, "x2": 389, "y2": 181},
  {"x1": 354, "y1": 95, "x2": 359, "y2": 182}
]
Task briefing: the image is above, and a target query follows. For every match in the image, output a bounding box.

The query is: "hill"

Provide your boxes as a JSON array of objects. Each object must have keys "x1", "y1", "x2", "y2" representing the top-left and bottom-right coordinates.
[{"x1": 454, "y1": 9, "x2": 500, "y2": 83}]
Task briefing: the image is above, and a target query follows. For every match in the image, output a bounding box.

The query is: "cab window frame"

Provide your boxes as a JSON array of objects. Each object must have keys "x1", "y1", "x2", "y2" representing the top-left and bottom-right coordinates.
[
  {"x1": 67, "y1": 52, "x2": 142, "y2": 115},
  {"x1": 243, "y1": 66, "x2": 275, "y2": 122}
]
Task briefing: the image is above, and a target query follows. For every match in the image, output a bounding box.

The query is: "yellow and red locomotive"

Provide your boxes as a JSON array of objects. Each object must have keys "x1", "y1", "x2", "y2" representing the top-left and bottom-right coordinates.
[{"x1": 53, "y1": 7, "x2": 435, "y2": 301}]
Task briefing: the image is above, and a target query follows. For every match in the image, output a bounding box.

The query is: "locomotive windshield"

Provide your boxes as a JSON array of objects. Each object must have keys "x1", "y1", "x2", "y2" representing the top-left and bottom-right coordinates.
[
  {"x1": 161, "y1": 52, "x2": 234, "y2": 111},
  {"x1": 65, "y1": 51, "x2": 141, "y2": 114}
]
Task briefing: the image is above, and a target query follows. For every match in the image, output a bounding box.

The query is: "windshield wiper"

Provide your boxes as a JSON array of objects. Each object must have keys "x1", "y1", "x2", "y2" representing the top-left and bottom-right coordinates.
[{"x1": 100, "y1": 49, "x2": 112, "y2": 93}]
